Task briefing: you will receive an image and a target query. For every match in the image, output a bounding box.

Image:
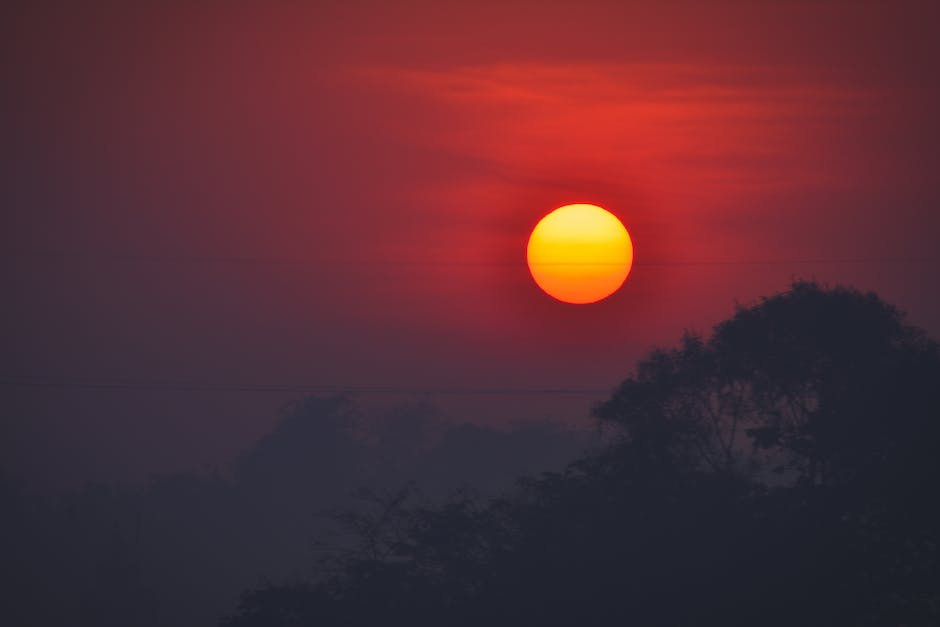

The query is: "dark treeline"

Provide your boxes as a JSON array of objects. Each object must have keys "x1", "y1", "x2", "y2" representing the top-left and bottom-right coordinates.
[
  {"x1": 1, "y1": 400, "x2": 593, "y2": 626},
  {"x1": 4, "y1": 281, "x2": 939, "y2": 625},
  {"x1": 221, "y1": 281, "x2": 940, "y2": 626}
]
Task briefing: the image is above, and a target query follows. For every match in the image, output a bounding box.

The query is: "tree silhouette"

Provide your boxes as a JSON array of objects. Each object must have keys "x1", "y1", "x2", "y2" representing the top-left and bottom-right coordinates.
[
  {"x1": 596, "y1": 280, "x2": 940, "y2": 487},
  {"x1": 222, "y1": 281, "x2": 940, "y2": 626},
  {"x1": 2, "y1": 393, "x2": 588, "y2": 625}
]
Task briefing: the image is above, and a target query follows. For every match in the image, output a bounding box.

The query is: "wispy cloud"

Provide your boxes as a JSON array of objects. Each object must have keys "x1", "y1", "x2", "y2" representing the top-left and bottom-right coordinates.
[{"x1": 364, "y1": 61, "x2": 871, "y2": 202}]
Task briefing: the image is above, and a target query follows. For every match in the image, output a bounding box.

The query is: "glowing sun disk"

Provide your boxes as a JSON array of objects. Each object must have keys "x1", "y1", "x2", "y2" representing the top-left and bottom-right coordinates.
[{"x1": 526, "y1": 203, "x2": 634, "y2": 304}]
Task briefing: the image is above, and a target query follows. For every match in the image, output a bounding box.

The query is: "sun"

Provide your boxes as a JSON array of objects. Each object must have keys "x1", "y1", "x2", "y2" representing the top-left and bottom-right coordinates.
[{"x1": 526, "y1": 203, "x2": 634, "y2": 304}]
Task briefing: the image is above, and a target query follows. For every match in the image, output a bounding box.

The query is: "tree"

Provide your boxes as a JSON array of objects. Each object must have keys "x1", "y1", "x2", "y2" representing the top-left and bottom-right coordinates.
[
  {"x1": 222, "y1": 281, "x2": 940, "y2": 626},
  {"x1": 595, "y1": 280, "x2": 940, "y2": 488}
]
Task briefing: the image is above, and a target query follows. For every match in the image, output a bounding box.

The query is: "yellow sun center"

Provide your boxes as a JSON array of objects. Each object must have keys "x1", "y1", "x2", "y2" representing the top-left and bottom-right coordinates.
[{"x1": 526, "y1": 203, "x2": 634, "y2": 304}]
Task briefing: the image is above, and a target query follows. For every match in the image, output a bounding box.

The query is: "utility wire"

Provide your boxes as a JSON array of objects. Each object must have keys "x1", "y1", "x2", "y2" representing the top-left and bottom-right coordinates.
[
  {"x1": 3, "y1": 252, "x2": 938, "y2": 267},
  {"x1": 3, "y1": 251, "x2": 935, "y2": 395},
  {"x1": 0, "y1": 374, "x2": 610, "y2": 395}
]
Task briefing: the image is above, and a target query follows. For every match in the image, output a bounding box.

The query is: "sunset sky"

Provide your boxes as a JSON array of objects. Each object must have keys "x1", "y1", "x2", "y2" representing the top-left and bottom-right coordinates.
[{"x1": 4, "y1": 0, "x2": 939, "y2": 488}]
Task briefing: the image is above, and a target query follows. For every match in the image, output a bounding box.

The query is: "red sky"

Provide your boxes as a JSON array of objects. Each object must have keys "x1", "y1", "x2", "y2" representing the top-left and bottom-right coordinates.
[{"x1": 3, "y1": 0, "x2": 939, "y2": 487}]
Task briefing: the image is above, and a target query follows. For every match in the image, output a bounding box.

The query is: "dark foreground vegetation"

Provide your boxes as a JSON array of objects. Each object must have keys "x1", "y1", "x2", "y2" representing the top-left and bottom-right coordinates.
[
  {"x1": 223, "y1": 282, "x2": 940, "y2": 626},
  {"x1": 2, "y1": 400, "x2": 589, "y2": 626}
]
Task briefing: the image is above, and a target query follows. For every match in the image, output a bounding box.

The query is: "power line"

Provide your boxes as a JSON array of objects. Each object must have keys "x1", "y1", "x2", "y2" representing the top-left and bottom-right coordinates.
[
  {"x1": 3, "y1": 252, "x2": 934, "y2": 396},
  {"x1": 637, "y1": 257, "x2": 939, "y2": 267},
  {"x1": 0, "y1": 374, "x2": 610, "y2": 396},
  {"x1": 3, "y1": 252, "x2": 938, "y2": 267}
]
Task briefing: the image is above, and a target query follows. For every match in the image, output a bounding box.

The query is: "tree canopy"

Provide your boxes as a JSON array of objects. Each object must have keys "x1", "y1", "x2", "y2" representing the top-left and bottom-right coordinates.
[{"x1": 223, "y1": 281, "x2": 940, "y2": 627}]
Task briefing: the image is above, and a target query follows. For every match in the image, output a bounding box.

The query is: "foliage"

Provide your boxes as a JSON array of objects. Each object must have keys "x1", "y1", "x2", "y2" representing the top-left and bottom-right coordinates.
[
  {"x1": 2, "y1": 397, "x2": 589, "y2": 626},
  {"x1": 223, "y1": 281, "x2": 940, "y2": 626}
]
